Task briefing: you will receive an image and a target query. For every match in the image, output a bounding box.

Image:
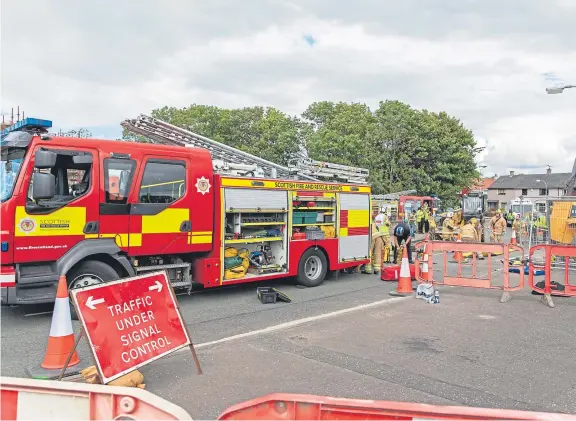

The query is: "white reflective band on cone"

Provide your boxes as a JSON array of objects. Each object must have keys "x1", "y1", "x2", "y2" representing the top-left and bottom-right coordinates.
[
  {"x1": 399, "y1": 258, "x2": 410, "y2": 278},
  {"x1": 49, "y1": 298, "x2": 74, "y2": 337}
]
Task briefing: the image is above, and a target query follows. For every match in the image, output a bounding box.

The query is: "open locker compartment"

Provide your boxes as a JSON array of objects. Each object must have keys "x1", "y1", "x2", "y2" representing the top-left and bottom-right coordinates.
[{"x1": 222, "y1": 188, "x2": 289, "y2": 281}]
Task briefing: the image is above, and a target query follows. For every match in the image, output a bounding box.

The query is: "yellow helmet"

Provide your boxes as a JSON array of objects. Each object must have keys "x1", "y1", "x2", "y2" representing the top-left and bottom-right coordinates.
[{"x1": 469, "y1": 217, "x2": 478, "y2": 225}]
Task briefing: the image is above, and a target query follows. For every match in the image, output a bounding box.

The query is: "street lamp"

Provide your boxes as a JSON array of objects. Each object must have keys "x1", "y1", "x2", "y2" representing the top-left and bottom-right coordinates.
[{"x1": 546, "y1": 85, "x2": 574, "y2": 94}]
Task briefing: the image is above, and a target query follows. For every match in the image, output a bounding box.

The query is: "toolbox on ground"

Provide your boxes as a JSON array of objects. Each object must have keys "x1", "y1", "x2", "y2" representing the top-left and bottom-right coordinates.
[{"x1": 380, "y1": 264, "x2": 416, "y2": 281}]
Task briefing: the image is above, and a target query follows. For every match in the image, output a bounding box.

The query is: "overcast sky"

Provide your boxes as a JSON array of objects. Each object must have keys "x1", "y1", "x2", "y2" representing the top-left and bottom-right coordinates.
[{"x1": 2, "y1": 0, "x2": 575, "y2": 177}]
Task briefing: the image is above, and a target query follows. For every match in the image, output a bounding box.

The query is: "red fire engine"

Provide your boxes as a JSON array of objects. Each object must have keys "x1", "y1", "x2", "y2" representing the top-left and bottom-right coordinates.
[
  {"x1": 0, "y1": 116, "x2": 371, "y2": 308},
  {"x1": 397, "y1": 195, "x2": 440, "y2": 220}
]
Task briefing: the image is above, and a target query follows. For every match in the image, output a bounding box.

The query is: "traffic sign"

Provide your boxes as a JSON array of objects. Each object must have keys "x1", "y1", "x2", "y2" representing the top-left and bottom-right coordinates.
[{"x1": 70, "y1": 271, "x2": 195, "y2": 383}]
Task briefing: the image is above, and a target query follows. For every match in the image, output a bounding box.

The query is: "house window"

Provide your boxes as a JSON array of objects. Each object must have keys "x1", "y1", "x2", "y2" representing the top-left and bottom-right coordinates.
[
  {"x1": 536, "y1": 203, "x2": 546, "y2": 213},
  {"x1": 539, "y1": 188, "x2": 548, "y2": 196},
  {"x1": 521, "y1": 189, "x2": 528, "y2": 196},
  {"x1": 498, "y1": 189, "x2": 505, "y2": 195}
]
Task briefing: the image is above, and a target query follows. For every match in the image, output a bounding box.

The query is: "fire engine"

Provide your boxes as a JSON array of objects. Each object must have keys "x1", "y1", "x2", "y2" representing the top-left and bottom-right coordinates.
[
  {"x1": 397, "y1": 195, "x2": 440, "y2": 220},
  {"x1": 0, "y1": 116, "x2": 371, "y2": 310}
]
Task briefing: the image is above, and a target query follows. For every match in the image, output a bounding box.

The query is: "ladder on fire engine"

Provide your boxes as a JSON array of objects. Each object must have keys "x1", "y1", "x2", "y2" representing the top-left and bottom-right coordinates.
[{"x1": 121, "y1": 115, "x2": 369, "y2": 184}]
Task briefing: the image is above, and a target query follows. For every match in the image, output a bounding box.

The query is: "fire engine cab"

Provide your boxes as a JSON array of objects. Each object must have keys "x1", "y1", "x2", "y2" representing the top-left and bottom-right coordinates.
[{"x1": 1, "y1": 116, "x2": 371, "y2": 309}]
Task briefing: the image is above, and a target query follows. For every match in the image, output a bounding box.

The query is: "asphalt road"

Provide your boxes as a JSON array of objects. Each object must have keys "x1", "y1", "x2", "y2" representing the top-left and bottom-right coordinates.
[{"x1": 2, "y1": 234, "x2": 575, "y2": 419}]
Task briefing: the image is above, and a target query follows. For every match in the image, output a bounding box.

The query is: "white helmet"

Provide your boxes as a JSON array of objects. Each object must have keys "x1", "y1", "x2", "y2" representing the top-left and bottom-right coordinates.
[
  {"x1": 447, "y1": 211, "x2": 454, "y2": 218},
  {"x1": 375, "y1": 213, "x2": 385, "y2": 226},
  {"x1": 380, "y1": 205, "x2": 387, "y2": 213}
]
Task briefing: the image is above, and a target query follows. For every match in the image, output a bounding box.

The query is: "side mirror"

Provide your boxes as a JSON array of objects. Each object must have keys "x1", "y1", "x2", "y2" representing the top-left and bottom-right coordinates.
[
  {"x1": 34, "y1": 150, "x2": 57, "y2": 169},
  {"x1": 32, "y1": 172, "x2": 56, "y2": 200},
  {"x1": 73, "y1": 154, "x2": 93, "y2": 165}
]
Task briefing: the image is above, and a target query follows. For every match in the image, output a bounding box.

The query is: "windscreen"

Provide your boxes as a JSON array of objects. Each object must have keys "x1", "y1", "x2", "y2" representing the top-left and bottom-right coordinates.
[
  {"x1": 463, "y1": 196, "x2": 482, "y2": 213},
  {"x1": 1, "y1": 147, "x2": 26, "y2": 202}
]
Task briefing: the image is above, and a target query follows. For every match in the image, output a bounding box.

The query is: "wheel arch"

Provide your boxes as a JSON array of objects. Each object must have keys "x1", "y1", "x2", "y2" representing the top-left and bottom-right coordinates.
[{"x1": 57, "y1": 239, "x2": 135, "y2": 278}]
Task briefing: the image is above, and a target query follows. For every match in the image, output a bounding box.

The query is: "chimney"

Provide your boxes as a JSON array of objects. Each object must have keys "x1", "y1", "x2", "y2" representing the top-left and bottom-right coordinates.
[
  {"x1": 547, "y1": 167, "x2": 551, "y2": 175},
  {"x1": 509, "y1": 170, "x2": 515, "y2": 176}
]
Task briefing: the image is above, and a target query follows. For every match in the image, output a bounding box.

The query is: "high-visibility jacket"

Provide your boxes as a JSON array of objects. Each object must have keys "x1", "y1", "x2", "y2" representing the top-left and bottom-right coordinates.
[
  {"x1": 461, "y1": 223, "x2": 479, "y2": 241},
  {"x1": 416, "y1": 209, "x2": 424, "y2": 222}
]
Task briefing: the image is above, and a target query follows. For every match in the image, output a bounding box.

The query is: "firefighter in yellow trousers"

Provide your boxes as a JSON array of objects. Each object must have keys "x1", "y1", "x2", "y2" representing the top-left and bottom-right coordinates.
[{"x1": 363, "y1": 212, "x2": 391, "y2": 274}]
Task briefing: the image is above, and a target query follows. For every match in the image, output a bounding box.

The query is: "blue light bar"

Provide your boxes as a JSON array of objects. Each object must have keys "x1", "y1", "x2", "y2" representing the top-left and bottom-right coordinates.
[{"x1": 1, "y1": 117, "x2": 53, "y2": 137}]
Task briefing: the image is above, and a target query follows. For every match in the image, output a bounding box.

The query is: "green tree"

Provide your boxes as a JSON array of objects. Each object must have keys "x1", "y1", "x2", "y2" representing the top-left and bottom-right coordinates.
[{"x1": 301, "y1": 100, "x2": 480, "y2": 205}]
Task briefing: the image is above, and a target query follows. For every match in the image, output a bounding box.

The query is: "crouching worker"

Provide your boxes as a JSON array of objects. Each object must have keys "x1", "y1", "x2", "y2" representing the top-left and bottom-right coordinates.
[
  {"x1": 461, "y1": 218, "x2": 484, "y2": 260},
  {"x1": 363, "y1": 212, "x2": 391, "y2": 274}
]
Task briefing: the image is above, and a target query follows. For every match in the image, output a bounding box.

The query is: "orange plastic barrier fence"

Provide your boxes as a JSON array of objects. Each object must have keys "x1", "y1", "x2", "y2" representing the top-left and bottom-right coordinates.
[
  {"x1": 414, "y1": 241, "x2": 525, "y2": 302},
  {"x1": 529, "y1": 244, "x2": 576, "y2": 307},
  {"x1": 217, "y1": 393, "x2": 576, "y2": 420},
  {"x1": 0, "y1": 376, "x2": 192, "y2": 420}
]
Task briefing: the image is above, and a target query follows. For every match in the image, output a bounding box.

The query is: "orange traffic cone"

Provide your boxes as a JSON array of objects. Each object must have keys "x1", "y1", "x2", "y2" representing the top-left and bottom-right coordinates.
[
  {"x1": 510, "y1": 229, "x2": 517, "y2": 245},
  {"x1": 421, "y1": 241, "x2": 432, "y2": 282},
  {"x1": 26, "y1": 275, "x2": 86, "y2": 379},
  {"x1": 451, "y1": 232, "x2": 467, "y2": 263},
  {"x1": 389, "y1": 246, "x2": 415, "y2": 296}
]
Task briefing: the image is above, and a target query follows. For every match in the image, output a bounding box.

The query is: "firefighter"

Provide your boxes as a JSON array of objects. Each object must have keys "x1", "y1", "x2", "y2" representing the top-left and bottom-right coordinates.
[
  {"x1": 512, "y1": 213, "x2": 524, "y2": 243},
  {"x1": 442, "y1": 211, "x2": 456, "y2": 241},
  {"x1": 393, "y1": 221, "x2": 413, "y2": 264},
  {"x1": 422, "y1": 203, "x2": 430, "y2": 234},
  {"x1": 489, "y1": 210, "x2": 507, "y2": 243},
  {"x1": 427, "y1": 213, "x2": 437, "y2": 240},
  {"x1": 461, "y1": 218, "x2": 484, "y2": 259},
  {"x1": 363, "y1": 212, "x2": 390, "y2": 274},
  {"x1": 416, "y1": 207, "x2": 425, "y2": 234}
]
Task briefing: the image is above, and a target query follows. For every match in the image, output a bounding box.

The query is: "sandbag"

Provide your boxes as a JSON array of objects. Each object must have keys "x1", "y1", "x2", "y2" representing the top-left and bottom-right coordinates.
[{"x1": 80, "y1": 365, "x2": 145, "y2": 388}]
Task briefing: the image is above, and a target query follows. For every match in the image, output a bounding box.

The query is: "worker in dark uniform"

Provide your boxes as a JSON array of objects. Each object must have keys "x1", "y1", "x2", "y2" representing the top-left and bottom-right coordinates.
[{"x1": 393, "y1": 221, "x2": 413, "y2": 264}]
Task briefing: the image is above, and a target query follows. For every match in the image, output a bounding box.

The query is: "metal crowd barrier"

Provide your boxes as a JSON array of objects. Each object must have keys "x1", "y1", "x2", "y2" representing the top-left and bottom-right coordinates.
[
  {"x1": 529, "y1": 244, "x2": 576, "y2": 308},
  {"x1": 414, "y1": 240, "x2": 525, "y2": 302}
]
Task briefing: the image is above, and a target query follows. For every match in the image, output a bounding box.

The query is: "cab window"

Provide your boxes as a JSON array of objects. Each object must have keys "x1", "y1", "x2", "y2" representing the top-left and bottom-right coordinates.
[
  {"x1": 138, "y1": 160, "x2": 185, "y2": 204},
  {"x1": 104, "y1": 158, "x2": 136, "y2": 204},
  {"x1": 27, "y1": 149, "x2": 93, "y2": 213}
]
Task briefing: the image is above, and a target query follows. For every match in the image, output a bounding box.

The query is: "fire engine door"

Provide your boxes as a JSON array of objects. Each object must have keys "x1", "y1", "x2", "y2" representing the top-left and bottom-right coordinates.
[
  {"x1": 99, "y1": 156, "x2": 138, "y2": 251},
  {"x1": 128, "y1": 156, "x2": 193, "y2": 255},
  {"x1": 14, "y1": 145, "x2": 100, "y2": 264}
]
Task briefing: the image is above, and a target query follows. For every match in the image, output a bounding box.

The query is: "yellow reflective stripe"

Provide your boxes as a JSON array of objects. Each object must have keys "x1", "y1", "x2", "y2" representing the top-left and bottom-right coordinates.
[
  {"x1": 142, "y1": 208, "x2": 189, "y2": 233},
  {"x1": 348, "y1": 210, "x2": 369, "y2": 228},
  {"x1": 15, "y1": 206, "x2": 86, "y2": 237},
  {"x1": 129, "y1": 233, "x2": 142, "y2": 247},
  {"x1": 191, "y1": 235, "x2": 212, "y2": 244},
  {"x1": 221, "y1": 177, "x2": 371, "y2": 193},
  {"x1": 340, "y1": 227, "x2": 349, "y2": 237},
  {"x1": 99, "y1": 233, "x2": 129, "y2": 248}
]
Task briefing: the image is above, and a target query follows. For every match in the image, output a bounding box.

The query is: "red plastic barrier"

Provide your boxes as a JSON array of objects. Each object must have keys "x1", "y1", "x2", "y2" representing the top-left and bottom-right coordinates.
[
  {"x1": 0, "y1": 376, "x2": 192, "y2": 420},
  {"x1": 413, "y1": 240, "x2": 525, "y2": 302},
  {"x1": 529, "y1": 244, "x2": 576, "y2": 306},
  {"x1": 217, "y1": 393, "x2": 576, "y2": 420}
]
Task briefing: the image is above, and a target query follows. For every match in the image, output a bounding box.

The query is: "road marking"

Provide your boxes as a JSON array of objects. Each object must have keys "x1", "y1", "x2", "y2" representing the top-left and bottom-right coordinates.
[{"x1": 194, "y1": 296, "x2": 410, "y2": 349}]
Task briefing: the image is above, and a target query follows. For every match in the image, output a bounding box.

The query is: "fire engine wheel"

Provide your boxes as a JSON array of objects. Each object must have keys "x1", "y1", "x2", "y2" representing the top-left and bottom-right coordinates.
[
  {"x1": 297, "y1": 248, "x2": 328, "y2": 287},
  {"x1": 67, "y1": 261, "x2": 120, "y2": 320}
]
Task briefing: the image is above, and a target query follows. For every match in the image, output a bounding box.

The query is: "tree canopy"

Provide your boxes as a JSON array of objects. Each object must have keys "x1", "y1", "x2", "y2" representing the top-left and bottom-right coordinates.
[{"x1": 122, "y1": 101, "x2": 481, "y2": 206}]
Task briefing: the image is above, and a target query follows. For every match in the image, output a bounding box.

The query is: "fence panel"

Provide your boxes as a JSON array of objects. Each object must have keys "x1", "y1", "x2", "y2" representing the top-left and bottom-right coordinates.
[{"x1": 414, "y1": 240, "x2": 525, "y2": 302}]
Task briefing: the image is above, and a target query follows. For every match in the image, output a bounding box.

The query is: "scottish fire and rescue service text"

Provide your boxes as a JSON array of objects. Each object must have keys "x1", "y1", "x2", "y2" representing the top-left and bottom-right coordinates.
[{"x1": 273, "y1": 181, "x2": 343, "y2": 191}]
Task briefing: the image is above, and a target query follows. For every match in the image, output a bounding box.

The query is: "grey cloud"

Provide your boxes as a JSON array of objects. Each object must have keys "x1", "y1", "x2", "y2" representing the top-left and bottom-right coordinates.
[{"x1": 295, "y1": 0, "x2": 575, "y2": 52}]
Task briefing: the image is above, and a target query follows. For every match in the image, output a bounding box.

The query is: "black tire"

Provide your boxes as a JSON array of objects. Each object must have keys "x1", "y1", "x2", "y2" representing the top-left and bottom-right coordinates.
[
  {"x1": 67, "y1": 261, "x2": 120, "y2": 320},
  {"x1": 296, "y1": 248, "x2": 328, "y2": 287}
]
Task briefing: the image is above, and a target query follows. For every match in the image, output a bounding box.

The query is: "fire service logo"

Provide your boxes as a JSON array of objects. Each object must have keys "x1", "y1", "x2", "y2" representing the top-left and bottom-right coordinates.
[
  {"x1": 195, "y1": 176, "x2": 211, "y2": 195},
  {"x1": 19, "y1": 218, "x2": 36, "y2": 233}
]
